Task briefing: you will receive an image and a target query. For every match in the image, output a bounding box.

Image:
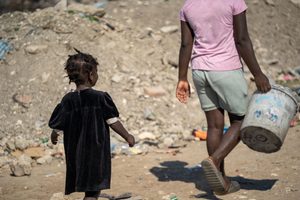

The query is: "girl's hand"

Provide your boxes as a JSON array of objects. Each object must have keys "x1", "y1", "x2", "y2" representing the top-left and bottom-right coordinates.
[
  {"x1": 126, "y1": 134, "x2": 135, "y2": 147},
  {"x1": 51, "y1": 130, "x2": 59, "y2": 145},
  {"x1": 176, "y1": 80, "x2": 191, "y2": 103}
]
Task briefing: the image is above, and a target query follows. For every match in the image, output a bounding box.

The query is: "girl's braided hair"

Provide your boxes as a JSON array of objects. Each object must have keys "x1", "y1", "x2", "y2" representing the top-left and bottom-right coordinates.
[{"x1": 65, "y1": 48, "x2": 98, "y2": 85}]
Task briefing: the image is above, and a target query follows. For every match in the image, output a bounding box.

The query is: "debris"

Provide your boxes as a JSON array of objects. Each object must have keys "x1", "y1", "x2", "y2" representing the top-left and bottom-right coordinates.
[
  {"x1": 192, "y1": 129, "x2": 207, "y2": 140},
  {"x1": 162, "y1": 194, "x2": 178, "y2": 200},
  {"x1": 0, "y1": 40, "x2": 13, "y2": 60}
]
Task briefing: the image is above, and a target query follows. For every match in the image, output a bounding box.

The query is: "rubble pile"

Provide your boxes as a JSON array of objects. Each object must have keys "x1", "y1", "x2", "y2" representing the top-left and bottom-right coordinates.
[{"x1": 0, "y1": 0, "x2": 299, "y2": 178}]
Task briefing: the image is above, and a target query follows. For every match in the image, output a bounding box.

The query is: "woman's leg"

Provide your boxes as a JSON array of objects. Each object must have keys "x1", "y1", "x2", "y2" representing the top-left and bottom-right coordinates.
[
  {"x1": 205, "y1": 108, "x2": 225, "y2": 174},
  {"x1": 211, "y1": 113, "x2": 244, "y2": 170}
]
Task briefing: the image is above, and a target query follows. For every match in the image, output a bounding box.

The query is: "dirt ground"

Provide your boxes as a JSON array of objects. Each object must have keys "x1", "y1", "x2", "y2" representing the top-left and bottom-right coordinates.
[
  {"x1": 0, "y1": 0, "x2": 300, "y2": 199},
  {"x1": 1, "y1": 126, "x2": 300, "y2": 200}
]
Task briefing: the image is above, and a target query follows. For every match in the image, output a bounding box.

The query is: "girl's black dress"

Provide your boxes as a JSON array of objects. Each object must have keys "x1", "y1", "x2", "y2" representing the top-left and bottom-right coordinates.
[{"x1": 49, "y1": 89, "x2": 119, "y2": 195}]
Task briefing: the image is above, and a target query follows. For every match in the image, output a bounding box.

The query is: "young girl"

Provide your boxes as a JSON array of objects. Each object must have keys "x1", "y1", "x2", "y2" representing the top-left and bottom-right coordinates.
[
  {"x1": 176, "y1": 0, "x2": 270, "y2": 196},
  {"x1": 49, "y1": 49, "x2": 135, "y2": 200}
]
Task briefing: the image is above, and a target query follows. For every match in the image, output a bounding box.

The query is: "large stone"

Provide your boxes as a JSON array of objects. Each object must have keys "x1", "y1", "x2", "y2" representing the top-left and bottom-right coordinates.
[
  {"x1": 15, "y1": 137, "x2": 29, "y2": 150},
  {"x1": 10, "y1": 154, "x2": 32, "y2": 176}
]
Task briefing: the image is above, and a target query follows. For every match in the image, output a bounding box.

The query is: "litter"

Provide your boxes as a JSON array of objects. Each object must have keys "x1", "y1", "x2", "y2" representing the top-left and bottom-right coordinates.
[{"x1": 0, "y1": 39, "x2": 13, "y2": 60}]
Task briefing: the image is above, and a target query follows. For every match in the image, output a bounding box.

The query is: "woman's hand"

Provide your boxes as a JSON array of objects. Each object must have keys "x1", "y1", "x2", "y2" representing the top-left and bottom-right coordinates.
[
  {"x1": 176, "y1": 80, "x2": 191, "y2": 103},
  {"x1": 254, "y1": 73, "x2": 271, "y2": 93}
]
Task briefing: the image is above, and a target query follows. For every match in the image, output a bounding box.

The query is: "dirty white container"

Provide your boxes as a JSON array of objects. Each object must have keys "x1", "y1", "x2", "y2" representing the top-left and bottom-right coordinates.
[{"x1": 241, "y1": 84, "x2": 298, "y2": 153}]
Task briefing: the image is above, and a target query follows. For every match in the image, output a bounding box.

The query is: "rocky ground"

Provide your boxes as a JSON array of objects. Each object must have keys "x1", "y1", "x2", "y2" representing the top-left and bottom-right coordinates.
[{"x1": 0, "y1": 0, "x2": 300, "y2": 199}]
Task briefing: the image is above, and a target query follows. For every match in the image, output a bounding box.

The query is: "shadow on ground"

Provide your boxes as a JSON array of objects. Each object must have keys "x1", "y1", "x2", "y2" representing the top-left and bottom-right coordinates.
[{"x1": 150, "y1": 161, "x2": 278, "y2": 200}]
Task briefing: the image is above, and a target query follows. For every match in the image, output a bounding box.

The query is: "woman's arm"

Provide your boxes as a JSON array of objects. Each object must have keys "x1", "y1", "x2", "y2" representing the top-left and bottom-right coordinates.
[
  {"x1": 233, "y1": 11, "x2": 271, "y2": 93},
  {"x1": 176, "y1": 21, "x2": 194, "y2": 103}
]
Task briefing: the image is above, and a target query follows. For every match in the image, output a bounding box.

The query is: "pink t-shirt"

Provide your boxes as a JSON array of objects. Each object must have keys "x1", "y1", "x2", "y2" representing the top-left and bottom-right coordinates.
[{"x1": 180, "y1": 0, "x2": 247, "y2": 71}]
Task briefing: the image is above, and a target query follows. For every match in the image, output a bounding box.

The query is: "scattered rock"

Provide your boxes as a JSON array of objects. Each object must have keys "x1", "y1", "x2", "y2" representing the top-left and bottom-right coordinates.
[
  {"x1": 41, "y1": 72, "x2": 50, "y2": 83},
  {"x1": 144, "y1": 86, "x2": 167, "y2": 97},
  {"x1": 138, "y1": 131, "x2": 156, "y2": 140},
  {"x1": 15, "y1": 137, "x2": 29, "y2": 150},
  {"x1": 0, "y1": 156, "x2": 11, "y2": 168},
  {"x1": 37, "y1": 155, "x2": 52, "y2": 164},
  {"x1": 167, "y1": 58, "x2": 178, "y2": 68},
  {"x1": 160, "y1": 25, "x2": 178, "y2": 34},
  {"x1": 50, "y1": 192, "x2": 65, "y2": 200},
  {"x1": 12, "y1": 93, "x2": 32, "y2": 108},
  {"x1": 143, "y1": 108, "x2": 156, "y2": 121},
  {"x1": 111, "y1": 74, "x2": 123, "y2": 83},
  {"x1": 54, "y1": 0, "x2": 67, "y2": 11},
  {"x1": 9, "y1": 154, "x2": 32, "y2": 176},
  {"x1": 24, "y1": 44, "x2": 48, "y2": 54},
  {"x1": 6, "y1": 140, "x2": 16, "y2": 151},
  {"x1": 163, "y1": 137, "x2": 174, "y2": 147},
  {"x1": 271, "y1": 173, "x2": 279, "y2": 177}
]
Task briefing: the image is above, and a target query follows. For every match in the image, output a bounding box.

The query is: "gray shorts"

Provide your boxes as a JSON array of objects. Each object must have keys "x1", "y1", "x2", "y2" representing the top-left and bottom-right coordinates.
[{"x1": 192, "y1": 68, "x2": 248, "y2": 116}]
